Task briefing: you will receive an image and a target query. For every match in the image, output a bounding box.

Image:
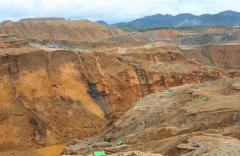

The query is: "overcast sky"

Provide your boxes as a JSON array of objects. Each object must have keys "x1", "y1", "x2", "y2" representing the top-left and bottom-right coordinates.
[{"x1": 0, "y1": 0, "x2": 239, "y2": 23}]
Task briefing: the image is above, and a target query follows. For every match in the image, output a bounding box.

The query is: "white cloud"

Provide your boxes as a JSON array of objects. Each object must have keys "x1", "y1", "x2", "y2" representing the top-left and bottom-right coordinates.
[{"x1": 0, "y1": 0, "x2": 239, "y2": 23}]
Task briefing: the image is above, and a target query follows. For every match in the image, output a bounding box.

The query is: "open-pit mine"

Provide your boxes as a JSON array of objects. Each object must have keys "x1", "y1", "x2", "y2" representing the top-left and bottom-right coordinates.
[{"x1": 0, "y1": 18, "x2": 239, "y2": 156}]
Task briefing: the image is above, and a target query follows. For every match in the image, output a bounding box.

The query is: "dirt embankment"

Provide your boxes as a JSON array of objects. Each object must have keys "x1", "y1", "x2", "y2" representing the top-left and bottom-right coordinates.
[
  {"x1": 0, "y1": 19, "x2": 125, "y2": 47},
  {"x1": 0, "y1": 44, "x2": 226, "y2": 150},
  {"x1": 92, "y1": 28, "x2": 179, "y2": 49},
  {"x1": 0, "y1": 34, "x2": 28, "y2": 49}
]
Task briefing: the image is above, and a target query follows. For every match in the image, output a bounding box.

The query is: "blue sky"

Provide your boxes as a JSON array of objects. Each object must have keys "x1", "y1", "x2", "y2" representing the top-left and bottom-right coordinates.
[{"x1": 0, "y1": 0, "x2": 239, "y2": 23}]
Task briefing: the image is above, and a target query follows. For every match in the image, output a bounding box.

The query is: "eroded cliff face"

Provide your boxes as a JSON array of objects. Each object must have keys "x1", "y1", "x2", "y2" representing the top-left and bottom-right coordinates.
[
  {"x1": 0, "y1": 44, "x2": 225, "y2": 149},
  {"x1": 202, "y1": 44, "x2": 240, "y2": 69},
  {"x1": 182, "y1": 44, "x2": 240, "y2": 69},
  {"x1": 0, "y1": 51, "x2": 105, "y2": 150}
]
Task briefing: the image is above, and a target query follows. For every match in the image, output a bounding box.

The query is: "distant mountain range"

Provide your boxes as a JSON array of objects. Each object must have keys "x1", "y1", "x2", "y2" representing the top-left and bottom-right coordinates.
[{"x1": 114, "y1": 10, "x2": 240, "y2": 30}]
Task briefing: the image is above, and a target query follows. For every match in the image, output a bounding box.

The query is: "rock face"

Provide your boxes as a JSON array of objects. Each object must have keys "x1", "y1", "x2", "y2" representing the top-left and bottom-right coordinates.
[
  {"x1": 0, "y1": 19, "x2": 125, "y2": 47},
  {"x1": 202, "y1": 44, "x2": 240, "y2": 69},
  {"x1": 0, "y1": 44, "x2": 225, "y2": 150},
  {"x1": 182, "y1": 44, "x2": 240, "y2": 69},
  {"x1": 62, "y1": 79, "x2": 240, "y2": 156}
]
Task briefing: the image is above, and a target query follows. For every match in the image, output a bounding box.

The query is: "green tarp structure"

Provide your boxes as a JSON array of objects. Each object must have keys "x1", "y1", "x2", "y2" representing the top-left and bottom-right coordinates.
[
  {"x1": 165, "y1": 89, "x2": 175, "y2": 95},
  {"x1": 203, "y1": 96, "x2": 209, "y2": 101},
  {"x1": 94, "y1": 151, "x2": 106, "y2": 156}
]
